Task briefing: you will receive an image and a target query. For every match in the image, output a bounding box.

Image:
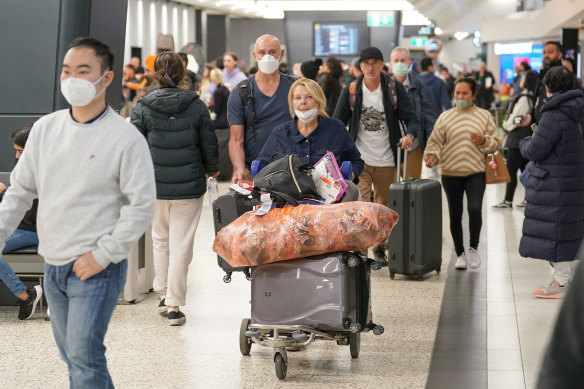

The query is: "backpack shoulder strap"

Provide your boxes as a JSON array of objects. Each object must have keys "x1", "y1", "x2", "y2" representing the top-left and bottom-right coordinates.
[
  {"x1": 387, "y1": 74, "x2": 398, "y2": 111},
  {"x1": 236, "y1": 78, "x2": 256, "y2": 137},
  {"x1": 349, "y1": 80, "x2": 358, "y2": 111}
]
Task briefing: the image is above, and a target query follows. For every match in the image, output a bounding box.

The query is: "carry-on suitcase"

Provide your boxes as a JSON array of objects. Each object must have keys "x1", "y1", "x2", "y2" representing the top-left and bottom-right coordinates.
[
  {"x1": 212, "y1": 190, "x2": 255, "y2": 282},
  {"x1": 122, "y1": 226, "x2": 155, "y2": 303},
  {"x1": 250, "y1": 252, "x2": 382, "y2": 334},
  {"x1": 387, "y1": 146, "x2": 442, "y2": 280}
]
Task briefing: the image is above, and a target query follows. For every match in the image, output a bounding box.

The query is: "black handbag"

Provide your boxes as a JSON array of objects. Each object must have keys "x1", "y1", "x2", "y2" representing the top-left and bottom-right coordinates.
[{"x1": 253, "y1": 154, "x2": 320, "y2": 206}]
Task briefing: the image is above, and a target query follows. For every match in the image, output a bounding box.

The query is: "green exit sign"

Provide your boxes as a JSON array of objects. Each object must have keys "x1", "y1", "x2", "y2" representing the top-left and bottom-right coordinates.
[
  {"x1": 410, "y1": 38, "x2": 428, "y2": 47},
  {"x1": 367, "y1": 14, "x2": 394, "y2": 27}
]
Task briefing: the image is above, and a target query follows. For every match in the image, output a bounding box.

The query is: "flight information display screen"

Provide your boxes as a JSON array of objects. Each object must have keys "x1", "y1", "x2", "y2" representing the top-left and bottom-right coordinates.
[{"x1": 313, "y1": 22, "x2": 368, "y2": 57}]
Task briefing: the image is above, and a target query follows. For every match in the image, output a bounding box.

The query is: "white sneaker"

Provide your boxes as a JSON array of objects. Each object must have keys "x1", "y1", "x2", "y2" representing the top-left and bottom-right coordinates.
[
  {"x1": 455, "y1": 253, "x2": 467, "y2": 270},
  {"x1": 468, "y1": 248, "x2": 481, "y2": 269}
]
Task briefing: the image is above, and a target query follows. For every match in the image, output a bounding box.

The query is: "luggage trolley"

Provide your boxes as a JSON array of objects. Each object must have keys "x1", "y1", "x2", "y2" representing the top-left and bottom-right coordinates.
[{"x1": 238, "y1": 251, "x2": 385, "y2": 380}]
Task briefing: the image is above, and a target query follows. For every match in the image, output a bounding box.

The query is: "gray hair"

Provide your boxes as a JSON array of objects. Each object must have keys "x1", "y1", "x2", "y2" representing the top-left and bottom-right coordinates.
[{"x1": 390, "y1": 47, "x2": 411, "y2": 61}]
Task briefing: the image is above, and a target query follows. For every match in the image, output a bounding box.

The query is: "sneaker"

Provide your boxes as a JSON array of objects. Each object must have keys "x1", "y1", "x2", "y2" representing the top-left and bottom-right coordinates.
[
  {"x1": 168, "y1": 310, "x2": 186, "y2": 326},
  {"x1": 493, "y1": 200, "x2": 512, "y2": 208},
  {"x1": 533, "y1": 280, "x2": 566, "y2": 299},
  {"x1": 468, "y1": 248, "x2": 481, "y2": 269},
  {"x1": 18, "y1": 285, "x2": 42, "y2": 320},
  {"x1": 517, "y1": 200, "x2": 526, "y2": 207},
  {"x1": 158, "y1": 298, "x2": 168, "y2": 316},
  {"x1": 455, "y1": 253, "x2": 467, "y2": 270},
  {"x1": 373, "y1": 247, "x2": 387, "y2": 263}
]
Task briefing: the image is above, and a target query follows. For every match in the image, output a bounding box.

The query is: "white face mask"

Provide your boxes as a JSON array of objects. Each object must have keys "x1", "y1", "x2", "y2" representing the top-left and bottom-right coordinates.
[
  {"x1": 257, "y1": 54, "x2": 280, "y2": 75},
  {"x1": 61, "y1": 72, "x2": 107, "y2": 107},
  {"x1": 295, "y1": 107, "x2": 318, "y2": 123}
]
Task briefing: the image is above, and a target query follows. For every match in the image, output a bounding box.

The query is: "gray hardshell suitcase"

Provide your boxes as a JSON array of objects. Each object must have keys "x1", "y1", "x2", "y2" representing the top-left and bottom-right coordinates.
[
  {"x1": 212, "y1": 190, "x2": 256, "y2": 283},
  {"x1": 387, "y1": 147, "x2": 442, "y2": 280},
  {"x1": 250, "y1": 252, "x2": 373, "y2": 333}
]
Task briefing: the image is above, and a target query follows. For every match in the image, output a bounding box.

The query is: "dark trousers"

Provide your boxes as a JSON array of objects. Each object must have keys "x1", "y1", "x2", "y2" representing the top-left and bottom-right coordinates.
[
  {"x1": 504, "y1": 148, "x2": 528, "y2": 202},
  {"x1": 441, "y1": 173, "x2": 486, "y2": 257}
]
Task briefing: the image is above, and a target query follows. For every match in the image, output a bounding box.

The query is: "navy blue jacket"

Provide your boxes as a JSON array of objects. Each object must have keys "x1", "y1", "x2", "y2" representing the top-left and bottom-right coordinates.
[
  {"x1": 417, "y1": 72, "x2": 452, "y2": 118},
  {"x1": 258, "y1": 116, "x2": 364, "y2": 178},
  {"x1": 519, "y1": 89, "x2": 584, "y2": 262},
  {"x1": 404, "y1": 74, "x2": 437, "y2": 150}
]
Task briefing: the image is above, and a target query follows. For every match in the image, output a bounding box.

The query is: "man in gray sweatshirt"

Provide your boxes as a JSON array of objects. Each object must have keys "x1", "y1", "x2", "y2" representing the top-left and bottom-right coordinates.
[{"x1": 0, "y1": 37, "x2": 156, "y2": 387}]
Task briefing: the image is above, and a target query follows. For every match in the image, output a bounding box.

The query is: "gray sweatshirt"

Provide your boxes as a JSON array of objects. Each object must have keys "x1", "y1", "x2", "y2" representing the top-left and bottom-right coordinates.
[{"x1": 0, "y1": 108, "x2": 156, "y2": 268}]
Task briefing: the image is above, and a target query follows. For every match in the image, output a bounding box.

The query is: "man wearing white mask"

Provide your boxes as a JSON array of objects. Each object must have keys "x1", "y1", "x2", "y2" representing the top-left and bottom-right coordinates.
[
  {"x1": 0, "y1": 37, "x2": 156, "y2": 387},
  {"x1": 389, "y1": 47, "x2": 437, "y2": 179},
  {"x1": 227, "y1": 34, "x2": 295, "y2": 183}
]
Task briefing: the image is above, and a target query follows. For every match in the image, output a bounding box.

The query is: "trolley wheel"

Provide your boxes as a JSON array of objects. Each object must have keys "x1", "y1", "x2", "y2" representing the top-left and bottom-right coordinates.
[
  {"x1": 373, "y1": 325, "x2": 385, "y2": 336},
  {"x1": 418, "y1": 274, "x2": 423, "y2": 281},
  {"x1": 370, "y1": 261, "x2": 382, "y2": 271},
  {"x1": 347, "y1": 256, "x2": 358, "y2": 268},
  {"x1": 349, "y1": 332, "x2": 360, "y2": 359},
  {"x1": 223, "y1": 274, "x2": 232, "y2": 283},
  {"x1": 274, "y1": 352, "x2": 287, "y2": 379},
  {"x1": 245, "y1": 273, "x2": 251, "y2": 281},
  {"x1": 239, "y1": 318, "x2": 252, "y2": 356},
  {"x1": 349, "y1": 322, "x2": 362, "y2": 333},
  {"x1": 436, "y1": 268, "x2": 441, "y2": 275},
  {"x1": 389, "y1": 271, "x2": 395, "y2": 280}
]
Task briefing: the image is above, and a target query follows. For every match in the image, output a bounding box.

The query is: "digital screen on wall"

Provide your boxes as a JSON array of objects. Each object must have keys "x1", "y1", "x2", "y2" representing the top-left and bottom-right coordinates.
[
  {"x1": 313, "y1": 22, "x2": 369, "y2": 57},
  {"x1": 499, "y1": 44, "x2": 543, "y2": 84}
]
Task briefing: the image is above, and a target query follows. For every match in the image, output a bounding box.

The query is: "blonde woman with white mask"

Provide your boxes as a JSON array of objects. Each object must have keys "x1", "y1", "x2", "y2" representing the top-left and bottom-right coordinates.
[{"x1": 257, "y1": 78, "x2": 364, "y2": 190}]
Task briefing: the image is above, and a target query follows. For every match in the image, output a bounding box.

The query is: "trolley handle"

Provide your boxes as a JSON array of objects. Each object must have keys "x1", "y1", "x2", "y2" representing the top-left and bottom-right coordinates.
[{"x1": 396, "y1": 142, "x2": 408, "y2": 183}]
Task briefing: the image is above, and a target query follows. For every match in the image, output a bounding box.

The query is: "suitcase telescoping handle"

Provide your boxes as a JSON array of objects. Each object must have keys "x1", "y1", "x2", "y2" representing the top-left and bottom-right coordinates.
[{"x1": 396, "y1": 142, "x2": 408, "y2": 183}]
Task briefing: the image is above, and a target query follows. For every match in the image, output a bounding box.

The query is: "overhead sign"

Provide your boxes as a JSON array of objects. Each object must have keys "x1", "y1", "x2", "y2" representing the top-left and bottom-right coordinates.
[
  {"x1": 410, "y1": 37, "x2": 428, "y2": 47},
  {"x1": 367, "y1": 12, "x2": 394, "y2": 27}
]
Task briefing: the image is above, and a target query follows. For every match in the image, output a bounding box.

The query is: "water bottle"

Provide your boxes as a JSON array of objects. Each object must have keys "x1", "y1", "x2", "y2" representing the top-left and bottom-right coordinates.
[{"x1": 207, "y1": 176, "x2": 219, "y2": 206}]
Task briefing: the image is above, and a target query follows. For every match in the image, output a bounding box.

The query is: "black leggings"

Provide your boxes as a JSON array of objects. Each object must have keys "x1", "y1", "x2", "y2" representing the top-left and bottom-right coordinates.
[
  {"x1": 504, "y1": 148, "x2": 529, "y2": 202},
  {"x1": 441, "y1": 173, "x2": 486, "y2": 257}
]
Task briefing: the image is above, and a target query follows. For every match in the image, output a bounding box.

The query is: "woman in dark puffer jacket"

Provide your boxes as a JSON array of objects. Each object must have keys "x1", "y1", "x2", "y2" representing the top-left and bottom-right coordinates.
[
  {"x1": 131, "y1": 52, "x2": 218, "y2": 325},
  {"x1": 519, "y1": 66, "x2": 584, "y2": 299}
]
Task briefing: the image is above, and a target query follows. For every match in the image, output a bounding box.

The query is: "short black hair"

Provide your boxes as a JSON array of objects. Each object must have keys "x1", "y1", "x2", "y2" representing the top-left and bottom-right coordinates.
[
  {"x1": 125, "y1": 64, "x2": 136, "y2": 71},
  {"x1": 68, "y1": 37, "x2": 114, "y2": 72},
  {"x1": 135, "y1": 66, "x2": 145, "y2": 74},
  {"x1": 520, "y1": 61, "x2": 531, "y2": 71},
  {"x1": 544, "y1": 41, "x2": 563, "y2": 54},
  {"x1": 454, "y1": 77, "x2": 477, "y2": 95},
  {"x1": 543, "y1": 66, "x2": 575, "y2": 94},
  {"x1": 421, "y1": 57, "x2": 434, "y2": 72},
  {"x1": 11, "y1": 122, "x2": 34, "y2": 148}
]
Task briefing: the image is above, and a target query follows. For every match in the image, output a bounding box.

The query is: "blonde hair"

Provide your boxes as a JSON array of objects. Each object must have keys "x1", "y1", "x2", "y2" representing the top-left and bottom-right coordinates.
[
  {"x1": 210, "y1": 68, "x2": 223, "y2": 85},
  {"x1": 288, "y1": 78, "x2": 328, "y2": 118}
]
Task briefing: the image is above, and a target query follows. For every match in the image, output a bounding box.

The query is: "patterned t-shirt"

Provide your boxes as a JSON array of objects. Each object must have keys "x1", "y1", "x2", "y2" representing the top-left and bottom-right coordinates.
[{"x1": 354, "y1": 83, "x2": 394, "y2": 167}]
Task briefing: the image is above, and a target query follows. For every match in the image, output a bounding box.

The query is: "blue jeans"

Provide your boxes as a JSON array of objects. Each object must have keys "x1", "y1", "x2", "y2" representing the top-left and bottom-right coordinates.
[
  {"x1": 44, "y1": 259, "x2": 127, "y2": 389},
  {"x1": 0, "y1": 228, "x2": 39, "y2": 296}
]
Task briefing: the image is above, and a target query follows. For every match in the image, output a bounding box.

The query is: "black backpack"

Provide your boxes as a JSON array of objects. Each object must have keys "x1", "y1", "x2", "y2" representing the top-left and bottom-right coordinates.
[{"x1": 252, "y1": 154, "x2": 320, "y2": 207}]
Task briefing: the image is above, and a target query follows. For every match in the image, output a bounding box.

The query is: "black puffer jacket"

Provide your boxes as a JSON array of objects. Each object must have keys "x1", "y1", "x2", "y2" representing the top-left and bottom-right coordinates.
[{"x1": 131, "y1": 88, "x2": 218, "y2": 200}]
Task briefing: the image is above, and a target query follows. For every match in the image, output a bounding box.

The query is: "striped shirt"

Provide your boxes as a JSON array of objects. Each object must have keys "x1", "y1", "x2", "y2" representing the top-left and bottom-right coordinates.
[{"x1": 424, "y1": 105, "x2": 500, "y2": 177}]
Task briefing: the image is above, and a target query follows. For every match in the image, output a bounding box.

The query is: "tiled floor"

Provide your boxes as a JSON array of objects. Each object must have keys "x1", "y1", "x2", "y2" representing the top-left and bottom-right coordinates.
[{"x1": 0, "y1": 181, "x2": 564, "y2": 388}]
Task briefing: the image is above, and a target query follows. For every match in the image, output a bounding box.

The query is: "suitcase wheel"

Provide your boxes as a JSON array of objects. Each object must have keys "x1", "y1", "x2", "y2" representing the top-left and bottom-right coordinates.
[
  {"x1": 373, "y1": 325, "x2": 384, "y2": 336},
  {"x1": 244, "y1": 269, "x2": 252, "y2": 281},
  {"x1": 370, "y1": 261, "x2": 382, "y2": 271},
  {"x1": 417, "y1": 274, "x2": 423, "y2": 281},
  {"x1": 349, "y1": 322, "x2": 362, "y2": 333},
  {"x1": 347, "y1": 256, "x2": 358, "y2": 268},
  {"x1": 274, "y1": 351, "x2": 288, "y2": 379},
  {"x1": 239, "y1": 318, "x2": 252, "y2": 356},
  {"x1": 223, "y1": 274, "x2": 232, "y2": 283},
  {"x1": 389, "y1": 271, "x2": 396, "y2": 280}
]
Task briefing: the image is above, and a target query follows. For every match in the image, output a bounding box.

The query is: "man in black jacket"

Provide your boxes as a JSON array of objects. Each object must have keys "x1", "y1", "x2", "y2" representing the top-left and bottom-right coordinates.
[{"x1": 333, "y1": 46, "x2": 420, "y2": 262}]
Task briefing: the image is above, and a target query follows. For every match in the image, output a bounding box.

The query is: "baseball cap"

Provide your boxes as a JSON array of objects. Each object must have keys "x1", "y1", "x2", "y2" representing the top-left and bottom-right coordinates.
[{"x1": 359, "y1": 47, "x2": 384, "y2": 62}]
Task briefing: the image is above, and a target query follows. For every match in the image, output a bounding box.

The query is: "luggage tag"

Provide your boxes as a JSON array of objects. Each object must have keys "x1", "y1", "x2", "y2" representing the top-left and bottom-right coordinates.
[
  {"x1": 229, "y1": 183, "x2": 252, "y2": 196},
  {"x1": 252, "y1": 193, "x2": 273, "y2": 216}
]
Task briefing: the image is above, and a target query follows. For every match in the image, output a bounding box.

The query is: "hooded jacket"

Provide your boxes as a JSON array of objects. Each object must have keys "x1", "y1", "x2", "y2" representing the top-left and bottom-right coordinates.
[
  {"x1": 131, "y1": 88, "x2": 218, "y2": 200},
  {"x1": 519, "y1": 89, "x2": 584, "y2": 262}
]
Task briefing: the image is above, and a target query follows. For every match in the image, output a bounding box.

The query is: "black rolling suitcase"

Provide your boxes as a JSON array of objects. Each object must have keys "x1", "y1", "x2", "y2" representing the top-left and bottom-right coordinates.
[
  {"x1": 212, "y1": 190, "x2": 256, "y2": 282},
  {"x1": 387, "y1": 147, "x2": 442, "y2": 280}
]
